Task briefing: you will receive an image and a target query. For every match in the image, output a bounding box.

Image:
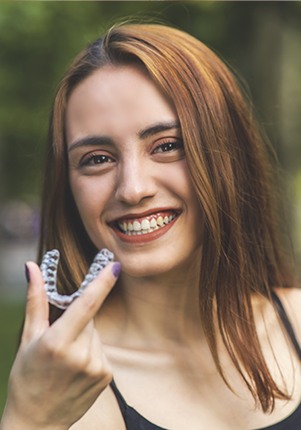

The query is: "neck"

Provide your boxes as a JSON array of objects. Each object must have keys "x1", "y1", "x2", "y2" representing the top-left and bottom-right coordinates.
[{"x1": 98, "y1": 256, "x2": 205, "y2": 350}]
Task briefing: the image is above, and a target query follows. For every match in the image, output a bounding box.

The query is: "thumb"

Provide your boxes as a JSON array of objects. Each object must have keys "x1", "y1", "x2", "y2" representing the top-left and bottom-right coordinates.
[{"x1": 22, "y1": 262, "x2": 50, "y2": 343}]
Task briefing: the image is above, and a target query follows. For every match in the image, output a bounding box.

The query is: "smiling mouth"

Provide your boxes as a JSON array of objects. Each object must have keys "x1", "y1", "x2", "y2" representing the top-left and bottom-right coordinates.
[{"x1": 113, "y1": 211, "x2": 179, "y2": 236}]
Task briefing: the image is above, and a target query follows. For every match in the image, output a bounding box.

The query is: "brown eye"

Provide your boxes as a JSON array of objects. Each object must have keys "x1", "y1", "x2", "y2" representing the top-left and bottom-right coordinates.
[
  {"x1": 153, "y1": 140, "x2": 184, "y2": 154},
  {"x1": 80, "y1": 153, "x2": 115, "y2": 167}
]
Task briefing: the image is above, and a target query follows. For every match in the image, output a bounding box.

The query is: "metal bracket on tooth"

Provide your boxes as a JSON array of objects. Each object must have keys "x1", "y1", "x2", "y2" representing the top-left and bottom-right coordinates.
[{"x1": 40, "y1": 248, "x2": 114, "y2": 310}]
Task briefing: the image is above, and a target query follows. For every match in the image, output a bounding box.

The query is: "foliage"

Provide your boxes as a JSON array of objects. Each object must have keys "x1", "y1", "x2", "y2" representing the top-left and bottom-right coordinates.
[{"x1": 0, "y1": 301, "x2": 24, "y2": 414}]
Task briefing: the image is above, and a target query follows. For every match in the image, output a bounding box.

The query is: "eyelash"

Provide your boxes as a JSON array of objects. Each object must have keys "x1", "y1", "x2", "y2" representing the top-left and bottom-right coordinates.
[
  {"x1": 153, "y1": 139, "x2": 184, "y2": 154},
  {"x1": 80, "y1": 153, "x2": 115, "y2": 167},
  {"x1": 79, "y1": 139, "x2": 184, "y2": 168}
]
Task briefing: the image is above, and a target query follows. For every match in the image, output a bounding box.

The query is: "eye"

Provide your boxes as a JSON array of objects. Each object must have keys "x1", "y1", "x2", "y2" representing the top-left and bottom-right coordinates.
[
  {"x1": 79, "y1": 152, "x2": 115, "y2": 169},
  {"x1": 153, "y1": 139, "x2": 184, "y2": 154}
]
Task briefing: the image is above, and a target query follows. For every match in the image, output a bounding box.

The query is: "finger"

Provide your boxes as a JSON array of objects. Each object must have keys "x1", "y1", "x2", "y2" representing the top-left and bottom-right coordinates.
[
  {"x1": 22, "y1": 261, "x2": 50, "y2": 343},
  {"x1": 85, "y1": 326, "x2": 113, "y2": 383},
  {"x1": 51, "y1": 261, "x2": 121, "y2": 342},
  {"x1": 70, "y1": 319, "x2": 95, "y2": 351},
  {"x1": 69, "y1": 321, "x2": 113, "y2": 383}
]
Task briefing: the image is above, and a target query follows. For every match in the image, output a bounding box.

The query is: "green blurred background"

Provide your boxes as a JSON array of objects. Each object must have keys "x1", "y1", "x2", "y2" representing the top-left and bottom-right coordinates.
[{"x1": 1, "y1": 0, "x2": 301, "y2": 415}]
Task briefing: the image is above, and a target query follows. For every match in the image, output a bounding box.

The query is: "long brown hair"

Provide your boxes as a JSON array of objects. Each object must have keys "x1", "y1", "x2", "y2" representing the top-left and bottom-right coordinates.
[{"x1": 39, "y1": 23, "x2": 295, "y2": 411}]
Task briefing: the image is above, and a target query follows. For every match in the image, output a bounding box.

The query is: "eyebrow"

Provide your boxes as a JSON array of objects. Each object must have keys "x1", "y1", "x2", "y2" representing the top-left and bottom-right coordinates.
[
  {"x1": 138, "y1": 120, "x2": 181, "y2": 139},
  {"x1": 68, "y1": 136, "x2": 113, "y2": 153},
  {"x1": 68, "y1": 120, "x2": 181, "y2": 153}
]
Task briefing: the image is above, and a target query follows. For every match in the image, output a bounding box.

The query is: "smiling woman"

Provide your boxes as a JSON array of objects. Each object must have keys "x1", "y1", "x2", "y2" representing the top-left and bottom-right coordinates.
[{"x1": 1, "y1": 23, "x2": 301, "y2": 430}]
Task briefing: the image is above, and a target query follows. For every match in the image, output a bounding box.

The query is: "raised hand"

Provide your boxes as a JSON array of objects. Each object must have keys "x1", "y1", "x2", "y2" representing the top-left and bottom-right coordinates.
[{"x1": 0, "y1": 254, "x2": 121, "y2": 430}]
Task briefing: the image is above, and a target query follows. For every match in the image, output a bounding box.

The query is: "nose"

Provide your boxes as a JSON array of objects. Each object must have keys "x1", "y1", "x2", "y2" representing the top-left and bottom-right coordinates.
[{"x1": 114, "y1": 156, "x2": 156, "y2": 206}]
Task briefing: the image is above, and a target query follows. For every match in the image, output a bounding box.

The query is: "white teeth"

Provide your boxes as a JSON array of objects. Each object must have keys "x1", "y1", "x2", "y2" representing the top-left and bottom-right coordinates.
[
  {"x1": 117, "y1": 213, "x2": 177, "y2": 236},
  {"x1": 133, "y1": 221, "x2": 141, "y2": 231},
  {"x1": 157, "y1": 216, "x2": 164, "y2": 226},
  {"x1": 141, "y1": 219, "x2": 150, "y2": 230},
  {"x1": 150, "y1": 218, "x2": 157, "y2": 228}
]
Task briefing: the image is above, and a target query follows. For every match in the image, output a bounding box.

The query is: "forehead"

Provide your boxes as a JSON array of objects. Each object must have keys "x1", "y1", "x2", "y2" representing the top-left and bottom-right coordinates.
[{"x1": 65, "y1": 65, "x2": 177, "y2": 146}]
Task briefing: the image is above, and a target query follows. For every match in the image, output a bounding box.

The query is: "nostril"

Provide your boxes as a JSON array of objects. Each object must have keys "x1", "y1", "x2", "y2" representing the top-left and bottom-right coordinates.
[{"x1": 114, "y1": 180, "x2": 155, "y2": 205}]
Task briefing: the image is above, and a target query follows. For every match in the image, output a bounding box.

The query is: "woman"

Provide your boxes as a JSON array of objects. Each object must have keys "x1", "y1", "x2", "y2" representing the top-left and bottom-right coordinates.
[{"x1": 1, "y1": 23, "x2": 301, "y2": 430}]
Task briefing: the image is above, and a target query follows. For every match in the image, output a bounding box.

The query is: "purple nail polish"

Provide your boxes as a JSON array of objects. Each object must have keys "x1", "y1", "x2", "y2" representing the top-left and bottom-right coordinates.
[
  {"x1": 25, "y1": 264, "x2": 30, "y2": 283},
  {"x1": 112, "y1": 262, "x2": 121, "y2": 278}
]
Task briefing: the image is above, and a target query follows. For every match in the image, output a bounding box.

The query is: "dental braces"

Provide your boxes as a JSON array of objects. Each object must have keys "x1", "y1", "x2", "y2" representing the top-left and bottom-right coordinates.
[{"x1": 40, "y1": 248, "x2": 114, "y2": 310}]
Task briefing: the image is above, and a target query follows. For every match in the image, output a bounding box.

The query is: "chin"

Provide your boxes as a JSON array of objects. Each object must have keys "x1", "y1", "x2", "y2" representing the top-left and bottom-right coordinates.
[{"x1": 120, "y1": 248, "x2": 201, "y2": 280}]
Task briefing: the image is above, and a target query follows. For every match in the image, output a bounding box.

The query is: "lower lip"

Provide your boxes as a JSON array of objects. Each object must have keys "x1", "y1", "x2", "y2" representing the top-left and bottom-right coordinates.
[{"x1": 111, "y1": 215, "x2": 179, "y2": 244}]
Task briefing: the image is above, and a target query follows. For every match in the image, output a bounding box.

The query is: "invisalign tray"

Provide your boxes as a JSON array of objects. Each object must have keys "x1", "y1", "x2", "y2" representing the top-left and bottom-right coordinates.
[{"x1": 40, "y1": 248, "x2": 115, "y2": 309}]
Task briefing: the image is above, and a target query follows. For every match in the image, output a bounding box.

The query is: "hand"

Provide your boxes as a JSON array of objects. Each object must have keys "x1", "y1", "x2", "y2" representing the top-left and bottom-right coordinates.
[{"x1": 0, "y1": 259, "x2": 121, "y2": 430}]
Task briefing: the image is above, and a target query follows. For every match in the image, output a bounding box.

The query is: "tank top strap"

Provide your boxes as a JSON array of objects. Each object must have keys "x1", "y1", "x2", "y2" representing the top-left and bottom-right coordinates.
[
  {"x1": 271, "y1": 290, "x2": 301, "y2": 360},
  {"x1": 110, "y1": 378, "x2": 127, "y2": 416},
  {"x1": 110, "y1": 379, "x2": 169, "y2": 429}
]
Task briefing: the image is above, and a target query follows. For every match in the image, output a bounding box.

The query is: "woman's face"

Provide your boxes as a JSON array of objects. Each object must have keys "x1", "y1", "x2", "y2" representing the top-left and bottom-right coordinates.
[{"x1": 66, "y1": 64, "x2": 203, "y2": 277}]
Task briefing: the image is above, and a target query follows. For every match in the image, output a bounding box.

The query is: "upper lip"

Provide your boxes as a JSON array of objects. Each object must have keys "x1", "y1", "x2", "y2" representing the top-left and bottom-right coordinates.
[{"x1": 108, "y1": 207, "x2": 181, "y2": 224}]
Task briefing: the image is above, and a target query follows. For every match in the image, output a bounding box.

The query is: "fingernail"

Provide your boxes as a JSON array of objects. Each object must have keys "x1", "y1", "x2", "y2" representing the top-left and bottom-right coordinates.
[
  {"x1": 112, "y1": 262, "x2": 121, "y2": 278},
  {"x1": 25, "y1": 263, "x2": 30, "y2": 283}
]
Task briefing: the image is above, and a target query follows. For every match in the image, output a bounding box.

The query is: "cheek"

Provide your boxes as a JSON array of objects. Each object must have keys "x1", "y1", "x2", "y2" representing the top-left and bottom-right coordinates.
[
  {"x1": 167, "y1": 161, "x2": 200, "y2": 206},
  {"x1": 69, "y1": 175, "x2": 111, "y2": 222},
  {"x1": 173, "y1": 164, "x2": 203, "y2": 228}
]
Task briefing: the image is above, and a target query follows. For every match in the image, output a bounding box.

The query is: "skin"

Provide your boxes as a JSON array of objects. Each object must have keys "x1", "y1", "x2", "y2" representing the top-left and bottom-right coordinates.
[
  {"x1": 0, "y1": 261, "x2": 120, "y2": 430},
  {"x1": 66, "y1": 64, "x2": 204, "y2": 281},
  {"x1": 1, "y1": 64, "x2": 301, "y2": 430}
]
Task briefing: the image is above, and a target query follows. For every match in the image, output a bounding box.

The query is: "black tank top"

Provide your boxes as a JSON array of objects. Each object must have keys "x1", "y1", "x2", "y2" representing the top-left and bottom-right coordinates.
[{"x1": 110, "y1": 291, "x2": 301, "y2": 430}]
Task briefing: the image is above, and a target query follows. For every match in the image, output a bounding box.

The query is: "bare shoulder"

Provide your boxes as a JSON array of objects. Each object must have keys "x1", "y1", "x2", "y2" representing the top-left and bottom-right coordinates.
[{"x1": 274, "y1": 287, "x2": 301, "y2": 340}]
